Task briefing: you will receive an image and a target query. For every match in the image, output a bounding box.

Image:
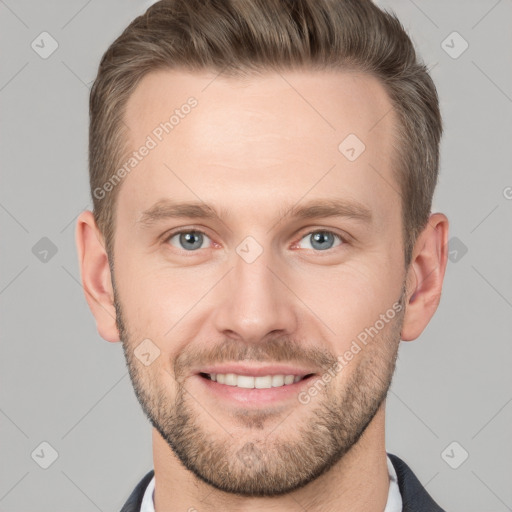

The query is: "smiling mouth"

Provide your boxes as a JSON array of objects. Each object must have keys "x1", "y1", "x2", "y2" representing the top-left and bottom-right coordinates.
[{"x1": 198, "y1": 372, "x2": 315, "y2": 389}]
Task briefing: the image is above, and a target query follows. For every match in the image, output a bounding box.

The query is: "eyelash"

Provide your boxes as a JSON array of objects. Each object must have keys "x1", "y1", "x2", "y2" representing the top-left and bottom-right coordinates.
[{"x1": 163, "y1": 227, "x2": 348, "y2": 254}]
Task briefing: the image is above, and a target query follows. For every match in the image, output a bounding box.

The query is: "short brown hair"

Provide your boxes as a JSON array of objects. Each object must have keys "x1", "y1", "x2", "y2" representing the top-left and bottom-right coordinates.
[{"x1": 89, "y1": 0, "x2": 442, "y2": 267}]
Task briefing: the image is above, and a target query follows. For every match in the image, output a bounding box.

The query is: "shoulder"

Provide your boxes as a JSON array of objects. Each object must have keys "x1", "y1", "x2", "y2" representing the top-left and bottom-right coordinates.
[
  {"x1": 119, "y1": 469, "x2": 155, "y2": 512},
  {"x1": 387, "y1": 452, "x2": 447, "y2": 512}
]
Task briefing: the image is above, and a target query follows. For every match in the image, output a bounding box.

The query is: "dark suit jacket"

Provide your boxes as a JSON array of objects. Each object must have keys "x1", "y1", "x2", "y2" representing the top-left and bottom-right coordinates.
[{"x1": 120, "y1": 452, "x2": 446, "y2": 511}]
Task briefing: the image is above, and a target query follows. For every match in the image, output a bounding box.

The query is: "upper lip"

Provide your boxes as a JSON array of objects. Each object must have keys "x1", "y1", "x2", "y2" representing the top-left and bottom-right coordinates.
[{"x1": 195, "y1": 364, "x2": 318, "y2": 377}]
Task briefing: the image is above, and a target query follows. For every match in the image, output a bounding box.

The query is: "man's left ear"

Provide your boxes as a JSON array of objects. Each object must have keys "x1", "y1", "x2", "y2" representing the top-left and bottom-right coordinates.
[{"x1": 401, "y1": 213, "x2": 449, "y2": 341}]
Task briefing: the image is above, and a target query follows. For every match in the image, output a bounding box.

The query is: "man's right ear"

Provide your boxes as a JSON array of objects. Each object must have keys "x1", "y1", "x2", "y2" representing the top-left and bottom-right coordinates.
[{"x1": 75, "y1": 210, "x2": 120, "y2": 343}]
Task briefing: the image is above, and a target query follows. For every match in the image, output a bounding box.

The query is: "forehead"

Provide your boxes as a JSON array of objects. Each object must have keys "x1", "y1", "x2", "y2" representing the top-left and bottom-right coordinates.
[{"x1": 119, "y1": 68, "x2": 399, "y2": 230}]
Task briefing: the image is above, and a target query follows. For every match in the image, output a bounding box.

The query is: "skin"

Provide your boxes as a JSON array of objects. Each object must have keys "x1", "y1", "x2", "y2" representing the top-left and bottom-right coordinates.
[{"x1": 76, "y1": 68, "x2": 449, "y2": 512}]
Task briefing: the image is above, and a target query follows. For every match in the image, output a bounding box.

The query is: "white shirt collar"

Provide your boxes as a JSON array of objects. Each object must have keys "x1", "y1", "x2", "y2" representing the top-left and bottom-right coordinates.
[
  {"x1": 141, "y1": 455, "x2": 402, "y2": 512},
  {"x1": 384, "y1": 453, "x2": 403, "y2": 512},
  {"x1": 140, "y1": 471, "x2": 155, "y2": 512}
]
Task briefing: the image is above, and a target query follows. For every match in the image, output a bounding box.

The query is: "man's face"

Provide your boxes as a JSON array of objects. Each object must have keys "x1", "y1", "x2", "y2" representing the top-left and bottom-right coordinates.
[{"x1": 113, "y1": 69, "x2": 407, "y2": 496}]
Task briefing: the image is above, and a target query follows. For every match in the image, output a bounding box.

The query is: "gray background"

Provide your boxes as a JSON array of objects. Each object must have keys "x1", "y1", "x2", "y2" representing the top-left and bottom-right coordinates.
[{"x1": 1, "y1": 0, "x2": 511, "y2": 510}]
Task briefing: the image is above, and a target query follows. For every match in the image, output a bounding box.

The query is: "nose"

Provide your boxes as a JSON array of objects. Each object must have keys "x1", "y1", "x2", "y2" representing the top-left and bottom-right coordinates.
[{"x1": 211, "y1": 247, "x2": 299, "y2": 344}]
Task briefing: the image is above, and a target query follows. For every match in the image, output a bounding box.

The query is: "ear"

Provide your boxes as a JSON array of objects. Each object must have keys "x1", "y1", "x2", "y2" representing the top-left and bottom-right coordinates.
[
  {"x1": 75, "y1": 210, "x2": 120, "y2": 343},
  {"x1": 401, "y1": 213, "x2": 449, "y2": 341}
]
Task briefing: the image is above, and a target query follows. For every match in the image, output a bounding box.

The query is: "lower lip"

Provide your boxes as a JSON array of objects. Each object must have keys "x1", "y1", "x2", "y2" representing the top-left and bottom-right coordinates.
[{"x1": 196, "y1": 374, "x2": 316, "y2": 406}]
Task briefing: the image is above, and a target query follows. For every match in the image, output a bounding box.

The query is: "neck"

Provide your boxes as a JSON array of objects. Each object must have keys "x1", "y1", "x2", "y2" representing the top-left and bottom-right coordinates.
[{"x1": 152, "y1": 402, "x2": 390, "y2": 512}]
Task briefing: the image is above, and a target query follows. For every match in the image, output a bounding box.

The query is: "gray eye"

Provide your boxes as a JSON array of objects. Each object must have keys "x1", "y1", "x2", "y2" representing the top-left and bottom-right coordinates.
[
  {"x1": 299, "y1": 231, "x2": 341, "y2": 251},
  {"x1": 168, "y1": 231, "x2": 208, "y2": 251}
]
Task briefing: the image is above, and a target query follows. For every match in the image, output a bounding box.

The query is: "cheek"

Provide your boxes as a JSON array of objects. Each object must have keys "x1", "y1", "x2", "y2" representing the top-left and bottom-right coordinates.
[
  {"x1": 114, "y1": 256, "x2": 210, "y2": 342},
  {"x1": 290, "y1": 259, "x2": 403, "y2": 345}
]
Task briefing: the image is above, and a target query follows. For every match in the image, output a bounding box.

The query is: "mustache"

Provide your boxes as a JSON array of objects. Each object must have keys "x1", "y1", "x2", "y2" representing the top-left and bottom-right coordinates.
[{"x1": 173, "y1": 336, "x2": 338, "y2": 379}]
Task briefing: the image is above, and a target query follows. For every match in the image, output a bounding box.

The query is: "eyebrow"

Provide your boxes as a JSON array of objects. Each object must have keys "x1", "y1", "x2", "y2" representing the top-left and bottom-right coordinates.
[{"x1": 137, "y1": 198, "x2": 373, "y2": 227}]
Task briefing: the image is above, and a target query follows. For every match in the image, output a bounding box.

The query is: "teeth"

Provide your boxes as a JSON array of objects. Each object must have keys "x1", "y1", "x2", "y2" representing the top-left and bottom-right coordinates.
[
  {"x1": 272, "y1": 375, "x2": 284, "y2": 387},
  {"x1": 208, "y1": 373, "x2": 304, "y2": 389}
]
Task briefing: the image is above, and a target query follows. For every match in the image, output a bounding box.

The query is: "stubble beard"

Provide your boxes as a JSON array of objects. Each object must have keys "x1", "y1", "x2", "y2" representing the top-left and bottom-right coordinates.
[{"x1": 114, "y1": 277, "x2": 406, "y2": 497}]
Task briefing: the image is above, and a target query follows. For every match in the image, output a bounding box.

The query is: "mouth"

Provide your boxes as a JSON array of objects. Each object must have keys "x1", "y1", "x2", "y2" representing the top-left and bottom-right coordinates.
[
  {"x1": 198, "y1": 372, "x2": 316, "y2": 389},
  {"x1": 194, "y1": 366, "x2": 318, "y2": 407}
]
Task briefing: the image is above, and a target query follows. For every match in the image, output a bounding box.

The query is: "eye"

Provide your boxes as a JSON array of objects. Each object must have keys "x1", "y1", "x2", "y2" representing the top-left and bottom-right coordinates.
[
  {"x1": 295, "y1": 230, "x2": 344, "y2": 251},
  {"x1": 166, "y1": 230, "x2": 212, "y2": 251}
]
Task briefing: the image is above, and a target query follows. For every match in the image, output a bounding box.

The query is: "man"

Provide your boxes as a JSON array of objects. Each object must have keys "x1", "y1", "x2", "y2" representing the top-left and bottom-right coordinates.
[{"x1": 76, "y1": 0, "x2": 449, "y2": 510}]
